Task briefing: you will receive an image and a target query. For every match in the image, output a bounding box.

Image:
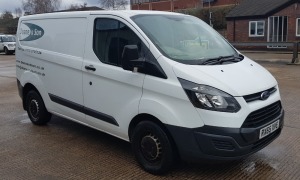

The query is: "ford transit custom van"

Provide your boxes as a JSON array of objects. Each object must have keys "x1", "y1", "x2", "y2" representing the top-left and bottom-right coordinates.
[{"x1": 16, "y1": 11, "x2": 284, "y2": 174}]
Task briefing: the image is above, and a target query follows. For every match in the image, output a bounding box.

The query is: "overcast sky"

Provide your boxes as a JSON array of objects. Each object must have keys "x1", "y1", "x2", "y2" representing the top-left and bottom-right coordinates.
[{"x1": 0, "y1": 0, "x2": 130, "y2": 16}]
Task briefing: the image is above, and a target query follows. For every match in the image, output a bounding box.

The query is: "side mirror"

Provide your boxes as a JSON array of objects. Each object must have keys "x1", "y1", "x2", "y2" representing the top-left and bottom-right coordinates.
[{"x1": 122, "y1": 45, "x2": 144, "y2": 71}]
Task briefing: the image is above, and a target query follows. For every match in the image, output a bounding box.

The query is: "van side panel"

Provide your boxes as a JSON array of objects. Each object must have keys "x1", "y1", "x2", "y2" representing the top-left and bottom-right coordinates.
[
  {"x1": 19, "y1": 18, "x2": 86, "y2": 57},
  {"x1": 17, "y1": 17, "x2": 88, "y2": 121}
]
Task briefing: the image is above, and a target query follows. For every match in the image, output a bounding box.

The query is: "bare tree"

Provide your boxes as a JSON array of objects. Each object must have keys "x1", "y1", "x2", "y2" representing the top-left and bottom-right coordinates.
[
  {"x1": 67, "y1": 2, "x2": 88, "y2": 10},
  {"x1": 83, "y1": 2, "x2": 88, "y2": 8},
  {"x1": 22, "y1": 0, "x2": 61, "y2": 15},
  {"x1": 68, "y1": 4, "x2": 81, "y2": 11},
  {"x1": 15, "y1": 7, "x2": 23, "y2": 18},
  {"x1": 99, "y1": 0, "x2": 128, "y2": 10}
]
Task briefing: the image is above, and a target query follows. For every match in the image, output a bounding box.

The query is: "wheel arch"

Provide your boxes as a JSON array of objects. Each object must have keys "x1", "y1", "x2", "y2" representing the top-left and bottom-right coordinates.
[
  {"x1": 22, "y1": 83, "x2": 40, "y2": 110},
  {"x1": 128, "y1": 113, "x2": 175, "y2": 147},
  {"x1": 18, "y1": 70, "x2": 51, "y2": 112}
]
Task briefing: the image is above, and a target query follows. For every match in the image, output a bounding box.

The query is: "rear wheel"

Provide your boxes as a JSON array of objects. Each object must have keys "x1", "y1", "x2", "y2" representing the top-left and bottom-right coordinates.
[
  {"x1": 131, "y1": 121, "x2": 175, "y2": 174},
  {"x1": 25, "y1": 90, "x2": 52, "y2": 125}
]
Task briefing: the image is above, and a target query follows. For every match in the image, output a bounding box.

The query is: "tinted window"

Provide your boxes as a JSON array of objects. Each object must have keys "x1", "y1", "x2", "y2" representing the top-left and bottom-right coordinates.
[
  {"x1": 93, "y1": 18, "x2": 145, "y2": 66},
  {"x1": 2, "y1": 36, "x2": 16, "y2": 42}
]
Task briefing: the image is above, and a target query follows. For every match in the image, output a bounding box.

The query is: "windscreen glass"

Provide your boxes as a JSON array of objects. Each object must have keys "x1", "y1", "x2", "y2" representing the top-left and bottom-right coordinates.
[{"x1": 131, "y1": 14, "x2": 238, "y2": 65}]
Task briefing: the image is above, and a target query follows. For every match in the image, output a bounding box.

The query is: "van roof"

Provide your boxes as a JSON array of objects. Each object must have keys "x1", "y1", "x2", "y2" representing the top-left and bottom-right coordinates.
[
  {"x1": 20, "y1": 10, "x2": 184, "y2": 20},
  {"x1": 0, "y1": 34, "x2": 15, "y2": 37}
]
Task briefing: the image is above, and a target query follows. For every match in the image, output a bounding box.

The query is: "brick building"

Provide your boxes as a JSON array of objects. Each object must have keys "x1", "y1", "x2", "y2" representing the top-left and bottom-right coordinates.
[
  {"x1": 203, "y1": 0, "x2": 242, "y2": 8},
  {"x1": 131, "y1": 0, "x2": 241, "y2": 11},
  {"x1": 226, "y1": 0, "x2": 300, "y2": 47}
]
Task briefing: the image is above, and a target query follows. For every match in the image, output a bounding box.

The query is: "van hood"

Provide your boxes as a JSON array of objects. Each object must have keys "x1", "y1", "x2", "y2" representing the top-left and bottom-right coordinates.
[{"x1": 172, "y1": 57, "x2": 277, "y2": 96}]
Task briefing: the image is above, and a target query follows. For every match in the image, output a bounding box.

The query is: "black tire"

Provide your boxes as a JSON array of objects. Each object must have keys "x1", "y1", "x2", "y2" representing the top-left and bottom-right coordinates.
[
  {"x1": 131, "y1": 121, "x2": 175, "y2": 175},
  {"x1": 4, "y1": 47, "x2": 10, "y2": 55},
  {"x1": 25, "y1": 90, "x2": 52, "y2": 125}
]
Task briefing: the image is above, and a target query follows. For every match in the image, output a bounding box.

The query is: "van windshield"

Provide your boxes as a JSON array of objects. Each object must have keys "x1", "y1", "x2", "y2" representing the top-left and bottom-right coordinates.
[
  {"x1": 131, "y1": 14, "x2": 238, "y2": 65},
  {"x1": 2, "y1": 36, "x2": 16, "y2": 42}
]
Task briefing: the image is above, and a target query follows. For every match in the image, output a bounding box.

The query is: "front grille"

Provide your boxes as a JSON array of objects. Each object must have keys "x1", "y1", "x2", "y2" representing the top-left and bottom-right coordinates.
[
  {"x1": 212, "y1": 140, "x2": 235, "y2": 151},
  {"x1": 242, "y1": 101, "x2": 282, "y2": 128},
  {"x1": 243, "y1": 87, "x2": 277, "y2": 103}
]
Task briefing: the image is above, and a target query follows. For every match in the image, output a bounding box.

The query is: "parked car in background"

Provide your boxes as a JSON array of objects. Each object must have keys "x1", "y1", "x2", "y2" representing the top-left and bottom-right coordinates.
[{"x1": 0, "y1": 35, "x2": 16, "y2": 55}]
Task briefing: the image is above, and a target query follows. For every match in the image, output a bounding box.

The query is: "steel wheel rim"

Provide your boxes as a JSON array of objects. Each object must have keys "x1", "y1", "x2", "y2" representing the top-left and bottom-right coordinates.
[
  {"x1": 29, "y1": 99, "x2": 39, "y2": 120},
  {"x1": 140, "y1": 133, "x2": 162, "y2": 162}
]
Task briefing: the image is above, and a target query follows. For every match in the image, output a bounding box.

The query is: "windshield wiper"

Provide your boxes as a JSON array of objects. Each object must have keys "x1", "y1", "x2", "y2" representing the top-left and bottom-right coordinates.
[{"x1": 201, "y1": 55, "x2": 243, "y2": 65}]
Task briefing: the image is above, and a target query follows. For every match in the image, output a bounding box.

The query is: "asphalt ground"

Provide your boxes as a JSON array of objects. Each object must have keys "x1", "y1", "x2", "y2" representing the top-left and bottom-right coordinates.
[{"x1": 0, "y1": 52, "x2": 299, "y2": 179}]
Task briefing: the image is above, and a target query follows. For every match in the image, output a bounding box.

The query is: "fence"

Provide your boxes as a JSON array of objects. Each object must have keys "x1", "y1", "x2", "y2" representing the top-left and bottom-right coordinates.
[{"x1": 230, "y1": 42, "x2": 300, "y2": 64}]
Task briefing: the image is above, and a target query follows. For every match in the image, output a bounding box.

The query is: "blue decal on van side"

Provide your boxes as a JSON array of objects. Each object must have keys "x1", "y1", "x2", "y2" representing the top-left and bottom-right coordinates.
[{"x1": 20, "y1": 23, "x2": 44, "y2": 41}]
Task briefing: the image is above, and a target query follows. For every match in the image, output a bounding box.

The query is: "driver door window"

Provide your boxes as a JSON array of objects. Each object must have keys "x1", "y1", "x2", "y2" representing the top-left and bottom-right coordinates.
[{"x1": 93, "y1": 18, "x2": 145, "y2": 66}]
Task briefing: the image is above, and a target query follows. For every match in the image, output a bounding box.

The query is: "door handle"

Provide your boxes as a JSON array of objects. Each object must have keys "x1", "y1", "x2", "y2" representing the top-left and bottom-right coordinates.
[{"x1": 85, "y1": 65, "x2": 96, "y2": 71}]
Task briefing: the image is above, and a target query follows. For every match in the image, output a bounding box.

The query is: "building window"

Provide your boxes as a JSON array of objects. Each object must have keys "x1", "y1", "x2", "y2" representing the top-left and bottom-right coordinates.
[
  {"x1": 249, "y1": 21, "x2": 265, "y2": 37},
  {"x1": 296, "y1": 18, "x2": 300, "y2": 36}
]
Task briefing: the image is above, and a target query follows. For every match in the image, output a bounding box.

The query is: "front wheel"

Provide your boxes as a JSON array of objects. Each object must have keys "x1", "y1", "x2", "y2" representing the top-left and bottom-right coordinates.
[
  {"x1": 25, "y1": 90, "x2": 52, "y2": 125},
  {"x1": 4, "y1": 47, "x2": 10, "y2": 55},
  {"x1": 131, "y1": 121, "x2": 175, "y2": 174}
]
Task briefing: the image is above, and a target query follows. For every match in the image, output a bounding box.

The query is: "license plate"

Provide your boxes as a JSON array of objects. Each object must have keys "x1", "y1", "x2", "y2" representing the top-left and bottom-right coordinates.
[{"x1": 259, "y1": 120, "x2": 280, "y2": 139}]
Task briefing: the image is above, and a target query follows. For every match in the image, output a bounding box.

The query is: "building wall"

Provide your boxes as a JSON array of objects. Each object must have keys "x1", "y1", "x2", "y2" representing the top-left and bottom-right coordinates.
[
  {"x1": 227, "y1": 3, "x2": 300, "y2": 43},
  {"x1": 203, "y1": 0, "x2": 242, "y2": 7},
  {"x1": 273, "y1": 3, "x2": 300, "y2": 42},
  {"x1": 131, "y1": 0, "x2": 242, "y2": 10},
  {"x1": 132, "y1": 0, "x2": 201, "y2": 11},
  {"x1": 227, "y1": 18, "x2": 268, "y2": 42},
  {"x1": 173, "y1": 0, "x2": 201, "y2": 10}
]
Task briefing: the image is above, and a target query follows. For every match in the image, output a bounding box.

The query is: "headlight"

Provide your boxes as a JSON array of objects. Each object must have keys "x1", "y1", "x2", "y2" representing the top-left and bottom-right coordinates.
[
  {"x1": 8, "y1": 44, "x2": 14, "y2": 47},
  {"x1": 179, "y1": 78, "x2": 241, "y2": 113}
]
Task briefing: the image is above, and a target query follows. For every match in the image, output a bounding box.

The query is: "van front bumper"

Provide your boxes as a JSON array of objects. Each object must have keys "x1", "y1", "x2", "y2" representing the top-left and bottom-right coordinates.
[{"x1": 165, "y1": 109, "x2": 284, "y2": 162}]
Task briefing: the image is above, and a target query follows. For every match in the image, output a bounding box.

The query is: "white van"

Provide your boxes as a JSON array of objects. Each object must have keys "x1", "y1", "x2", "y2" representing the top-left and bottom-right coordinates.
[
  {"x1": 16, "y1": 11, "x2": 284, "y2": 174},
  {"x1": 0, "y1": 34, "x2": 16, "y2": 55}
]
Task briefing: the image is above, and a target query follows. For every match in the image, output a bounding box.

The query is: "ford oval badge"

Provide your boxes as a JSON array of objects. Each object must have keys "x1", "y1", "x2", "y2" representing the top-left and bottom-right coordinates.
[{"x1": 260, "y1": 91, "x2": 270, "y2": 100}]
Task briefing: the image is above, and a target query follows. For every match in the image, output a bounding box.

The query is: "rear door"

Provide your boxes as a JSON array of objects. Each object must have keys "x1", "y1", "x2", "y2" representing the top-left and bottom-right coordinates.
[{"x1": 82, "y1": 15, "x2": 148, "y2": 138}]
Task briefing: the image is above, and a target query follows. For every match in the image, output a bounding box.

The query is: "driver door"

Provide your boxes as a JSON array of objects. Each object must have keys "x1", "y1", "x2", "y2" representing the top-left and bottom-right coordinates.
[{"x1": 82, "y1": 15, "x2": 148, "y2": 137}]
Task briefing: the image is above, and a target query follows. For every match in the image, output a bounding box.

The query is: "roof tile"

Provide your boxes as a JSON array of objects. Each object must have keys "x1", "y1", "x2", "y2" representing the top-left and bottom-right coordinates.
[{"x1": 226, "y1": 0, "x2": 294, "y2": 19}]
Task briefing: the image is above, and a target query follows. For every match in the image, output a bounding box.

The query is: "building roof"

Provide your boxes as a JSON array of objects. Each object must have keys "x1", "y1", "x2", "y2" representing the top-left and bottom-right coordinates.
[{"x1": 226, "y1": 0, "x2": 297, "y2": 19}]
